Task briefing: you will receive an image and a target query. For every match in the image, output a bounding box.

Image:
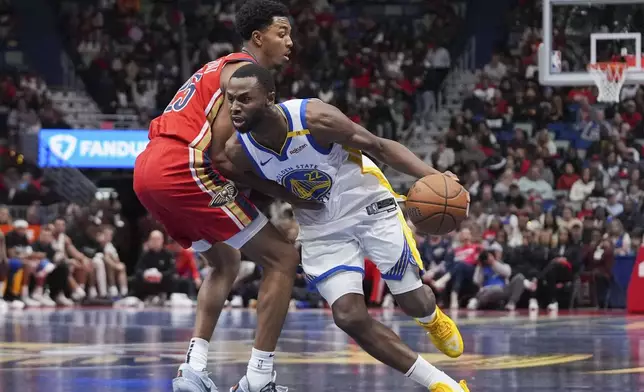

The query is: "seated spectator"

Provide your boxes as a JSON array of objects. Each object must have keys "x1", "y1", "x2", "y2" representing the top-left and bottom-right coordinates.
[
  {"x1": 556, "y1": 163, "x2": 580, "y2": 190},
  {"x1": 431, "y1": 228, "x2": 481, "y2": 308},
  {"x1": 433, "y1": 137, "x2": 455, "y2": 172},
  {"x1": 75, "y1": 224, "x2": 107, "y2": 300},
  {"x1": 133, "y1": 230, "x2": 190, "y2": 305},
  {"x1": 483, "y1": 54, "x2": 507, "y2": 84},
  {"x1": 97, "y1": 226, "x2": 128, "y2": 297},
  {"x1": 466, "y1": 246, "x2": 524, "y2": 311},
  {"x1": 508, "y1": 230, "x2": 549, "y2": 310},
  {"x1": 605, "y1": 188, "x2": 624, "y2": 216},
  {"x1": 51, "y1": 217, "x2": 92, "y2": 301},
  {"x1": 31, "y1": 226, "x2": 74, "y2": 306},
  {"x1": 582, "y1": 230, "x2": 614, "y2": 308},
  {"x1": 5, "y1": 220, "x2": 55, "y2": 307},
  {"x1": 539, "y1": 229, "x2": 582, "y2": 311},
  {"x1": 518, "y1": 166, "x2": 554, "y2": 200},
  {"x1": 607, "y1": 220, "x2": 631, "y2": 256},
  {"x1": 493, "y1": 169, "x2": 516, "y2": 197},
  {"x1": 420, "y1": 235, "x2": 454, "y2": 283},
  {"x1": 556, "y1": 206, "x2": 582, "y2": 231},
  {"x1": 0, "y1": 230, "x2": 23, "y2": 309}
]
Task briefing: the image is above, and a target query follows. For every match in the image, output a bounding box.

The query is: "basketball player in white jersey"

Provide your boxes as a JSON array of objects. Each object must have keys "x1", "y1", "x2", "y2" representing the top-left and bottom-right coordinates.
[{"x1": 223, "y1": 64, "x2": 470, "y2": 392}]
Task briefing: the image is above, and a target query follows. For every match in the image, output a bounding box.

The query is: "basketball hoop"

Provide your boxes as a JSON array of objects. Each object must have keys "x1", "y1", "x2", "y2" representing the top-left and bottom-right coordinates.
[{"x1": 587, "y1": 62, "x2": 628, "y2": 103}]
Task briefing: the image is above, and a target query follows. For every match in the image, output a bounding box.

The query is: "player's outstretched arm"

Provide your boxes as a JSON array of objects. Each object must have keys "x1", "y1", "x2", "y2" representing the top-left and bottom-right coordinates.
[{"x1": 307, "y1": 99, "x2": 445, "y2": 180}]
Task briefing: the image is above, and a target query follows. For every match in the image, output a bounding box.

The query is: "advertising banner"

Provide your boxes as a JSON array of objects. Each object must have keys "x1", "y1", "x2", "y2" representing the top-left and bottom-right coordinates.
[{"x1": 38, "y1": 129, "x2": 149, "y2": 169}]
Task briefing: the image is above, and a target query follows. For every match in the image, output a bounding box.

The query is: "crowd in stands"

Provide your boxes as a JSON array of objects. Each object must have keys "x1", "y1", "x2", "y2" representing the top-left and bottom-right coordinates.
[
  {"x1": 419, "y1": 0, "x2": 644, "y2": 311},
  {"x1": 58, "y1": 0, "x2": 463, "y2": 138},
  {"x1": 0, "y1": 68, "x2": 69, "y2": 148}
]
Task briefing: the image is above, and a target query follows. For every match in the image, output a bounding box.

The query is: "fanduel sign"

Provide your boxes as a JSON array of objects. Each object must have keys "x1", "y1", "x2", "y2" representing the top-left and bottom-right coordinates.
[{"x1": 38, "y1": 129, "x2": 149, "y2": 169}]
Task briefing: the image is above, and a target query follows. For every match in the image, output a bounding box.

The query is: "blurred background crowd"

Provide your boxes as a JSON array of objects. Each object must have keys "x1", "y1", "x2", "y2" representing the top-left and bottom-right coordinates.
[{"x1": 0, "y1": 0, "x2": 642, "y2": 312}]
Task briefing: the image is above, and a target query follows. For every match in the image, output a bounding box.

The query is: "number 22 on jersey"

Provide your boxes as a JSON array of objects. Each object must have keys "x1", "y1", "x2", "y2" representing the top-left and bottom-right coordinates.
[{"x1": 164, "y1": 71, "x2": 203, "y2": 113}]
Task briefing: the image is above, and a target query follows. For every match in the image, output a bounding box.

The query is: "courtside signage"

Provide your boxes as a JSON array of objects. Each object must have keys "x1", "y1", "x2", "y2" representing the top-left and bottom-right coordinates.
[{"x1": 38, "y1": 129, "x2": 149, "y2": 169}]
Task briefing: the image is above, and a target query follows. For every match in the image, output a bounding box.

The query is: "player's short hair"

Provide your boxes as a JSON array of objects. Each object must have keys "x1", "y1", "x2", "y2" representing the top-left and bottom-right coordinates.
[
  {"x1": 235, "y1": 0, "x2": 290, "y2": 41},
  {"x1": 231, "y1": 64, "x2": 276, "y2": 94}
]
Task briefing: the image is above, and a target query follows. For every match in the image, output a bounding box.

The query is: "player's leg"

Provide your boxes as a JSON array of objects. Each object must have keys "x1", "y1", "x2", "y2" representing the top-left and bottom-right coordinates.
[
  {"x1": 361, "y1": 213, "x2": 464, "y2": 358},
  {"x1": 315, "y1": 268, "x2": 468, "y2": 391},
  {"x1": 181, "y1": 242, "x2": 241, "y2": 372},
  {"x1": 230, "y1": 221, "x2": 300, "y2": 392}
]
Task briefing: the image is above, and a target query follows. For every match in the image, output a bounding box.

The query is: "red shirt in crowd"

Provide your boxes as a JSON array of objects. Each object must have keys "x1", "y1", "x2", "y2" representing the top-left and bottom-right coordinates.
[
  {"x1": 174, "y1": 248, "x2": 199, "y2": 281},
  {"x1": 453, "y1": 243, "x2": 482, "y2": 265},
  {"x1": 556, "y1": 173, "x2": 580, "y2": 190},
  {"x1": 622, "y1": 111, "x2": 643, "y2": 128},
  {"x1": 482, "y1": 229, "x2": 497, "y2": 243}
]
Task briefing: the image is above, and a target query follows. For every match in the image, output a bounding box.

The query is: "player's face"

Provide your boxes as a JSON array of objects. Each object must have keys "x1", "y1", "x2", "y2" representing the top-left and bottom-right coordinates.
[
  {"x1": 260, "y1": 17, "x2": 293, "y2": 68},
  {"x1": 227, "y1": 76, "x2": 273, "y2": 133}
]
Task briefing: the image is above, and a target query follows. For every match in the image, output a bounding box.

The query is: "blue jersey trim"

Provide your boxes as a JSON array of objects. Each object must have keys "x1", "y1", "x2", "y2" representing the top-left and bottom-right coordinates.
[{"x1": 300, "y1": 99, "x2": 333, "y2": 155}]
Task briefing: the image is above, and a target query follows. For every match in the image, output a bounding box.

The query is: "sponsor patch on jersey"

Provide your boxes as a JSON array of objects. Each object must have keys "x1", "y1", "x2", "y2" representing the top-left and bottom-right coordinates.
[{"x1": 289, "y1": 144, "x2": 308, "y2": 155}]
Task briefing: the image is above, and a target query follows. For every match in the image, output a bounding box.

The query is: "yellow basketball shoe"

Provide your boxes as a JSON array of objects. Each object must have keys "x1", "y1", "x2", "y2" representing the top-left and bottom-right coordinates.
[
  {"x1": 429, "y1": 380, "x2": 470, "y2": 392},
  {"x1": 416, "y1": 306, "x2": 464, "y2": 358}
]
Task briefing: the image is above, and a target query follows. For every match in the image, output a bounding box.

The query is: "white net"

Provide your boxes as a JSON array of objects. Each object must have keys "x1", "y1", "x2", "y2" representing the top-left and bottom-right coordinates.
[{"x1": 588, "y1": 62, "x2": 628, "y2": 103}]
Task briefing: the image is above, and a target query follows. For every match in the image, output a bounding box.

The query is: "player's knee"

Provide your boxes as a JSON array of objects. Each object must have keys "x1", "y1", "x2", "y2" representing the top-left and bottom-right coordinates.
[
  {"x1": 214, "y1": 258, "x2": 240, "y2": 283},
  {"x1": 332, "y1": 294, "x2": 370, "y2": 335},
  {"x1": 202, "y1": 245, "x2": 241, "y2": 282},
  {"x1": 394, "y1": 285, "x2": 436, "y2": 318}
]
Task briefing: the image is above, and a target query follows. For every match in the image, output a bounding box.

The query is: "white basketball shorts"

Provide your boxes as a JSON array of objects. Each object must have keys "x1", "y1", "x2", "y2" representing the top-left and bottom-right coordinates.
[{"x1": 300, "y1": 211, "x2": 423, "y2": 306}]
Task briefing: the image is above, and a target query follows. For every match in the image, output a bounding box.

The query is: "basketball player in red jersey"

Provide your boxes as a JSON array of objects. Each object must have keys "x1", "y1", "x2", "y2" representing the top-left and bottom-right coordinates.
[{"x1": 133, "y1": 2, "x2": 304, "y2": 392}]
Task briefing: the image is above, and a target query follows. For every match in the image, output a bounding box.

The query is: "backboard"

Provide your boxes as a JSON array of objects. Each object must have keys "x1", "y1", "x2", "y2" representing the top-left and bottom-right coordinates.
[{"x1": 538, "y1": 0, "x2": 644, "y2": 86}]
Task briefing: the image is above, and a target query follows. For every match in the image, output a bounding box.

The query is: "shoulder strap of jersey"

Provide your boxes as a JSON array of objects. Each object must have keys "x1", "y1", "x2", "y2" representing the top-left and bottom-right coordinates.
[{"x1": 277, "y1": 99, "x2": 309, "y2": 134}]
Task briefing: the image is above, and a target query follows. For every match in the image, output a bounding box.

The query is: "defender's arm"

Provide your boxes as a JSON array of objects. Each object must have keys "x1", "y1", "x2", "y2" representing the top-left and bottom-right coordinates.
[{"x1": 216, "y1": 136, "x2": 321, "y2": 209}]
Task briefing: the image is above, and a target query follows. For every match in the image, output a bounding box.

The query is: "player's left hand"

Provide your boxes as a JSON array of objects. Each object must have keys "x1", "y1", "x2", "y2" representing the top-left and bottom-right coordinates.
[{"x1": 443, "y1": 171, "x2": 459, "y2": 182}]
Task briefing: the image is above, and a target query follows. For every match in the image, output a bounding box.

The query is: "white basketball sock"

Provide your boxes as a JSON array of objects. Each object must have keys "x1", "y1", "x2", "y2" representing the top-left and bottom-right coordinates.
[
  {"x1": 246, "y1": 348, "x2": 274, "y2": 391},
  {"x1": 405, "y1": 355, "x2": 462, "y2": 389},
  {"x1": 416, "y1": 309, "x2": 437, "y2": 324},
  {"x1": 185, "y1": 338, "x2": 209, "y2": 371}
]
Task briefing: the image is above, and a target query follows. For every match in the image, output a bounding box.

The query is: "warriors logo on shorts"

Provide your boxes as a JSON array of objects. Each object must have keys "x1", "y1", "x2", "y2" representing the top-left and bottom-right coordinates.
[{"x1": 209, "y1": 183, "x2": 239, "y2": 207}]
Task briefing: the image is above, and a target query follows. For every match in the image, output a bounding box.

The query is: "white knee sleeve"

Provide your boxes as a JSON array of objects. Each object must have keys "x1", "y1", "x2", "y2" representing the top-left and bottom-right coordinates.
[
  {"x1": 385, "y1": 266, "x2": 423, "y2": 296},
  {"x1": 315, "y1": 271, "x2": 364, "y2": 306}
]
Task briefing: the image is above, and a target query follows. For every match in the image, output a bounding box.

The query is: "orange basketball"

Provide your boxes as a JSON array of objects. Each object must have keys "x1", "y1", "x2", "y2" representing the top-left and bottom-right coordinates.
[{"x1": 405, "y1": 174, "x2": 470, "y2": 235}]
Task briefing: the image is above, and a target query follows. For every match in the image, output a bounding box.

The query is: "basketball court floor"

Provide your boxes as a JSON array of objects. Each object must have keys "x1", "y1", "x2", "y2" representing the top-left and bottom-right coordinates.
[{"x1": 0, "y1": 308, "x2": 642, "y2": 391}]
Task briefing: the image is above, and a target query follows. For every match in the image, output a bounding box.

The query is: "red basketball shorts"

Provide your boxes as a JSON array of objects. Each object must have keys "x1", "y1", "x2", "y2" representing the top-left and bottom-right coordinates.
[{"x1": 133, "y1": 137, "x2": 267, "y2": 251}]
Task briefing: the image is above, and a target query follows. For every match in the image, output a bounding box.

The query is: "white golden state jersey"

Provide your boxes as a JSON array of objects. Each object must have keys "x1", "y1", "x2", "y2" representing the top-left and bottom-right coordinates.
[{"x1": 236, "y1": 98, "x2": 400, "y2": 240}]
